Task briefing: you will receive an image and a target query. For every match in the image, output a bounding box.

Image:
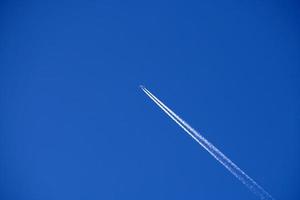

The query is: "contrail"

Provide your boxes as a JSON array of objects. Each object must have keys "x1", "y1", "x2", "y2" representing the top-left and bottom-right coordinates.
[{"x1": 140, "y1": 85, "x2": 274, "y2": 200}]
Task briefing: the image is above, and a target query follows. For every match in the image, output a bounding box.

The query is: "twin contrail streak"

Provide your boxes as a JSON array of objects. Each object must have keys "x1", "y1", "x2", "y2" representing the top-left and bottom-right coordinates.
[{"x1": 140, "y1": 85, "x2": 274, "y2": 200}]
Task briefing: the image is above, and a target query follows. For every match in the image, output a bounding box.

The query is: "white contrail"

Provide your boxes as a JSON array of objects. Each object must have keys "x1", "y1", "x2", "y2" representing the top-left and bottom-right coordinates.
[{"x1": 140, "y1": 85, "x2": 274, "y2": 200}]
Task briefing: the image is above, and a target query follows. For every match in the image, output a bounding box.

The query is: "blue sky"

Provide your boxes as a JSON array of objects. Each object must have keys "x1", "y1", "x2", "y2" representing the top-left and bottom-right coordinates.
[{"x1": 1, "y1": 0, "x2": 299, "y2": 199}]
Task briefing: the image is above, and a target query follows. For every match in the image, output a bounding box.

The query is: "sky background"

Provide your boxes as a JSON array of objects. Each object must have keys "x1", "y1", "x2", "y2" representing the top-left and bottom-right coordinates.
[{"x1": 1, "y1": 0, "x2": 300, "y2": 199}]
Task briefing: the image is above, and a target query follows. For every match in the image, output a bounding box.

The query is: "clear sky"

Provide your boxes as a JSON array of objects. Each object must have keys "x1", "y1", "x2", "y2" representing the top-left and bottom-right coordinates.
[{"x1": 1, "y1": 1, "x2": 299, "y2": 200}]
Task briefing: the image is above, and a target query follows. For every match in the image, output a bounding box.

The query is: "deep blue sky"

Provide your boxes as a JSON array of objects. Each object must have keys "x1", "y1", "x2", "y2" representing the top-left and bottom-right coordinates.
[{"x1": 1, "y1": 1, "x2": 299, "y2": 199}]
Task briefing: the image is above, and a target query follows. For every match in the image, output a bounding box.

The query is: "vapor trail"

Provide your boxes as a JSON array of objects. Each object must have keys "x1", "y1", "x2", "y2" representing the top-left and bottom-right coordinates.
[{"x1": 140, "y1": 85, "x2": 274, "y2": 200}]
